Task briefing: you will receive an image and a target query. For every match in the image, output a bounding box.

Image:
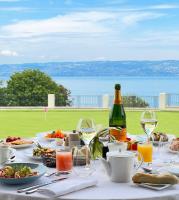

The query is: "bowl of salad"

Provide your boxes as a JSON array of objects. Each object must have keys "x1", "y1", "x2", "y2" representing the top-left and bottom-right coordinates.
[{"x1": 0, "y1": 163, "x2": 46, "y2": 185}]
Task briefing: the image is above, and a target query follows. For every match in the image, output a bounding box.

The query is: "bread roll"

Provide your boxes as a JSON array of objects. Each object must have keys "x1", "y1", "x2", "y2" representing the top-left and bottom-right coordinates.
[{"x1": 132, "y1": 173, "x2": 178, "y2": 185}]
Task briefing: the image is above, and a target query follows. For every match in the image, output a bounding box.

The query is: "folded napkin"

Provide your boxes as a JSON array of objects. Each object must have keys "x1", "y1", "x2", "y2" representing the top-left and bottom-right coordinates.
[
  {"x1": 37, "y1": 177, "x2": 98, "y2": 197},
  {"x1": 132, "y1": 172, "x2": 179, "y2": 185}
]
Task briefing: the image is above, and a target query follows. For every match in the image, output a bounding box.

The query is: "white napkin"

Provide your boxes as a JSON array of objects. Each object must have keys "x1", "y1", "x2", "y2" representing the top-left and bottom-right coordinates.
[{"x1": 37, "y1": 177, "x2": 98, "y2": 197}]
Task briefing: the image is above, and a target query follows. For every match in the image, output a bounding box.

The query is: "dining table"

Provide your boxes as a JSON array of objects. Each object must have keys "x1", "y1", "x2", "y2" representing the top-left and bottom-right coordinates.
[{"x1": 0, "y1": 137, "x2": 179, "y2": 200}]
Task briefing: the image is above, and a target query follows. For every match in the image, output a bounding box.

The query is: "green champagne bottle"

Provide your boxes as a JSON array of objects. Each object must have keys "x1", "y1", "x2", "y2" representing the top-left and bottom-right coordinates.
[{"x1": 109, "y1": 84, "x2": 127, "y2": 141}]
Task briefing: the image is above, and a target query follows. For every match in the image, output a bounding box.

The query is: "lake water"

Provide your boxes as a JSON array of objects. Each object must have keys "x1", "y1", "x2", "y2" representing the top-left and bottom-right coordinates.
[
  {"x1": 53, "y1": 76, "x2": 179, "y2": 96},
  {"x1": 1, "y1": 76, "x2": 179, "y2": 96}
]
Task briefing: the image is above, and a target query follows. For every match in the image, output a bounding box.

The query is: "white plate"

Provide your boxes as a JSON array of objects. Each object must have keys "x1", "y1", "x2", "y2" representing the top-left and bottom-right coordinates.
[
  {"x1": 158, "y1": 165, "x2": 179, "y2": 176},
  {"x1": 136, "y1": 183, "x2": 172, "y2": 190},
  {"x1": 166, "y1": 166, "x2": 179, "y2": 176},
  {"x1": 36, "y1": 131, "x2": 56, "y2": 142},
  {"x1": 5, "y1": 139, "x2": 34, "y2": 149},
  {"x1": 136, "y1": 134, "x2": 175, "y2": 143},
  {"x1": 10, "y1": 143, "x2": 33, "y2": 149},
  {"x1": 36, "y1": 131, "x2": 69, "y2": 142},
  {"x1": 168, "y1": 148, "x2": 179, "y2": 154},
  {"x1": 25, "y1": 152, "x2": 42, "y2": 160}
]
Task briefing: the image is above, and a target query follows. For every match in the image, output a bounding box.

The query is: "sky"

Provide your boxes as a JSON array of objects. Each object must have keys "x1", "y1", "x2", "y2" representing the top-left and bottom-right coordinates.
[{"x1": 0, "y1": 0, "x2": 179, "y2": 64}]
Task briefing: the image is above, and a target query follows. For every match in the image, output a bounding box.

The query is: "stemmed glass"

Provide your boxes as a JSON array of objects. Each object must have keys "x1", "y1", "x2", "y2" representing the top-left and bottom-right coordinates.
[
  {"x1": 75, "y1": 118, "x2": 97, "y2": 177},
  {"x1": 139, "y1": 111, "x2": 157, "y2": 166},
  {"x1": 140, "y1": 110, "x2": 158, "y2": 141},
  {"x1": 76, "y1": 118, "x2": 97, "y2": 145}
]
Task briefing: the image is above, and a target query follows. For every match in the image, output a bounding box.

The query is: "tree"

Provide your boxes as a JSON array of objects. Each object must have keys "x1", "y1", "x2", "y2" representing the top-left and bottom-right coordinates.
[
  {"x1": 123, "y1": 96, "x2": 149, "y2": 107},
  {"x1": 5, "y1": 69, "x2": 71, "y2": 106},
  {"x1": 0, "y1": 81, "x2": 8, "y2": 106}
]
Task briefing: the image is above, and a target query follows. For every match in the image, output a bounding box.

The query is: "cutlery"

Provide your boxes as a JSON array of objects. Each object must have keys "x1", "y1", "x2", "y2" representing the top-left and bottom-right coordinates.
[
  {"x1": 142, "y1": 166, "x2": 158, "y2": 174},
  {"x1": 142, "y1": 167, "x2": 158, "y2": 174},
  {"x1": 142, "y1": 166, "x2": 153, "y2": 173},
  {"x1": 34, "y1": 141, "x2": 43, "y2": 149},
  {"x1": 44, "y1": 172, "x2": 56, "y2": 177},
  {"x1": 44, "y1": 171, "x2": 70, "y2": 177},
  {"x1": 17, "y1": 177, "x2": 67, "y2": 193},
  {"x1": 0, "y1": 156, "x2": 15, "y2": 166}
]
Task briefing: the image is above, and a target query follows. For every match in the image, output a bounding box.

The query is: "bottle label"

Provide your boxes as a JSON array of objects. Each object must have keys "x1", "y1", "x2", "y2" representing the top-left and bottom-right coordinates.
[
  {"x1": 110, "y1": 128, "x2": 127, "y2": 141},
  {"x1": 114, "y1": 90, "x2": 122, "y2": 104}
]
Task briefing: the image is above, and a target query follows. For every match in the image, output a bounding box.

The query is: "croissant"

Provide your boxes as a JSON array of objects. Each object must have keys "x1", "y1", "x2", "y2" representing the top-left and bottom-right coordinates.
[{"x1": 132, "y1": 173, "x2": 178, "y2": 185}]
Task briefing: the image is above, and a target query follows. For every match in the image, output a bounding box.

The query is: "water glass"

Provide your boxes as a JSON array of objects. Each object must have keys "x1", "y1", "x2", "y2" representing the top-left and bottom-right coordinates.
[
  {"x1": 72, "y1": 145, "x2": 95, "y2": 177},
  {"x1": 138, "y1": 142, "x2": 153, "y2": 164}
]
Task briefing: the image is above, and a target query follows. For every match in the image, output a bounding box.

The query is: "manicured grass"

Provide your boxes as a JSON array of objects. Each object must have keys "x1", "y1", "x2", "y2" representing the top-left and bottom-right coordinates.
[{"x1": 0, "y1": 109, "x2": 179, "y2": 138}]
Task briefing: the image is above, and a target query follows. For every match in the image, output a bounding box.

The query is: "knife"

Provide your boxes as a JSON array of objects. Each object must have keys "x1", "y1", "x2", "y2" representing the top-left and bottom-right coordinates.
[{"x1": 17, "y1": 177, "x2": 67, "y2": 193}]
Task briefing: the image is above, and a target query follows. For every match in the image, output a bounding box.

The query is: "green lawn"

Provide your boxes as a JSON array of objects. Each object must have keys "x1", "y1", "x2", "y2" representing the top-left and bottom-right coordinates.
[{"x1": 0, "y1": 109, "x2": 179, "y2": 138}]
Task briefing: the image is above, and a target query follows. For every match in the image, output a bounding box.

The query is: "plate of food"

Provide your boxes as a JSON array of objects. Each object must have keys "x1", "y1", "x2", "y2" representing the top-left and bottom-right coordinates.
[
  {"x1": 36, "y1": 130, "x2": 65, "y2": 142},
  {"x1": 0, "y1": 163, "x2": 46, "y2": 185},
  {"x1": 25, "y1": 144, "x2": 55, "y2": 161},
  {"x1": 168, "y1": 138, "x2": 179, "y2": 153},
  {"x1": 136, "y1": 132, "x2": 175, "y2": 146},
  {"x1": 4, "y1": 136, "x2": 34, "y2": 149},
  {"x1": 132, "y1": 172, "x2": 178, "y2": 191},
  {"x1": 150, "y1": 132, "x2": 170, "y2": 146}
]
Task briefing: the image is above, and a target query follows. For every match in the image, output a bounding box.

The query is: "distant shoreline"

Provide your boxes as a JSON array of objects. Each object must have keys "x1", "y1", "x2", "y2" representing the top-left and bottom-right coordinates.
[{"x1": 1, "y1": 60, "x2": 179, "y2": 77}]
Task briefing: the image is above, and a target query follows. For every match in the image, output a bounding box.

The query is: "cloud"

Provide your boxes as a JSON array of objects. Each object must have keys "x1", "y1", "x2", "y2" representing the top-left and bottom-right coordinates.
[
  {"x1": 0, "y1": 50, "x2": 18, "y2": 56},
  {"x1": 101, "y1": 3, "x2": 179, "y2": 12},
  {"x1": 0, "y1": 10, "x2": 165, "y2": 40},
  {"x1": 150, "y1": 4, "x2": 179, "y2": 9},
  {"x1": 122, "y1": 12, "x2": 165, "y2": 26},
  {"x1": 0, "y1": 11, "x2": 116, "y2": 39}
]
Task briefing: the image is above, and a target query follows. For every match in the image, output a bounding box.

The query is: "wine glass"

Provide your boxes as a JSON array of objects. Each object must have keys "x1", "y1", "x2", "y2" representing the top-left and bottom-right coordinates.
[
  {"x1": 140, "y1": 111, "x2": 157, "y2": 167},
  {"x1": 140, "y1": 110, "x2": 158, "y2": 141},
  {"x1": 76, "y1": 118, "x2": 97, "y2": 145}
]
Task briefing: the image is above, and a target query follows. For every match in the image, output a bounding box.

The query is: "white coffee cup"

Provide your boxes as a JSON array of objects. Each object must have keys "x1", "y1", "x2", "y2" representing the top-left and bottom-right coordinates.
[{"x1": 0, "y1": 145, "x2": 13, "y2": 164}]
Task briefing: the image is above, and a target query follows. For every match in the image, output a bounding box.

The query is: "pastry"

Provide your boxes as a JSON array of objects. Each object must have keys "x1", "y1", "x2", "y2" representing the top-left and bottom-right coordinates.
[
  {"x1": 132, "y1": 172, "x2": 178, "y2": 185},
  {"x1": 170, "y1": 138, "x2": 179, "y2": 151},
  {"x1": 150, "y1": 132, "x2": 168, "y2": 142}
]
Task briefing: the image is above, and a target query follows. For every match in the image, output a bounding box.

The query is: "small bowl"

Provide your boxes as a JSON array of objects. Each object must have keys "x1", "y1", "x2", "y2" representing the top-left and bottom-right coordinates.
[
  {"x1": 55, "y1": 138, "x2": 64, "y2": 146},
  {"x1": 152, "y1": 141, "x2": 169, "y2": 147},
  {"x1": 42, "y1": 156, "x2": 56, "y2": 168}
]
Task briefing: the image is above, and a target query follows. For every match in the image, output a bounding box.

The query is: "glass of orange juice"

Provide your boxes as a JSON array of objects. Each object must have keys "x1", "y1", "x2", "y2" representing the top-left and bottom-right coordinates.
[
  {"x1": 56, "y1": 147, "x2": 73, "y2": 173},
  {"x1": 137, "y1": 142, "x2": 153, "y2": 164}
]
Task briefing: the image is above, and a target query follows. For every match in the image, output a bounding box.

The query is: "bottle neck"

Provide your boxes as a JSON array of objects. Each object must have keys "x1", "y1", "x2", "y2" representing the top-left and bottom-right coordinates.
[{"x1": 114, "y1": 89, "x2": 122, "y2": 104}]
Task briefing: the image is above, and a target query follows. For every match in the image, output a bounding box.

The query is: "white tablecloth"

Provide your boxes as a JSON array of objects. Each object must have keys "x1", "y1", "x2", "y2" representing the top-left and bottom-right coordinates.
[{"x1": 0, "y1": 143, "x2": 179, "y2": 200}]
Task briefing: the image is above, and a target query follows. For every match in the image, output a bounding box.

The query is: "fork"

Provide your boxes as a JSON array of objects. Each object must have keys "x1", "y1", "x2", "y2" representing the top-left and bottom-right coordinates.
[
  {"x1": 44, "y1": 171, "x2": 70, "y2": 177},
  {"x1": 44, "y1": 172, "x2": 56, "y2": 177}
]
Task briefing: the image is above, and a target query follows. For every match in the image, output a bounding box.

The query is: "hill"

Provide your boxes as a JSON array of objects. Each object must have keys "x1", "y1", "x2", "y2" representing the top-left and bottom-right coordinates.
[{"x1": 1, "y1": 60, "x2": 179, "y2": 78}]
